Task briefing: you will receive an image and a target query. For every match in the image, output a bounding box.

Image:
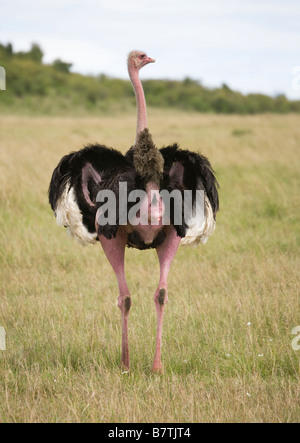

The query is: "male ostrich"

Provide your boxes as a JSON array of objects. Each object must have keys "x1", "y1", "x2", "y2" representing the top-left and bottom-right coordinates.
[{"x1": 49, "y1": 50, "x2": 219, "y2": 372}]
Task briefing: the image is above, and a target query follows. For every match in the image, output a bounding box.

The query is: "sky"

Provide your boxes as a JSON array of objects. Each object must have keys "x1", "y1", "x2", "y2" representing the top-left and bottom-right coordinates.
[{"x1": 1, "y1": 0, "x2": 300, "y2": 99}]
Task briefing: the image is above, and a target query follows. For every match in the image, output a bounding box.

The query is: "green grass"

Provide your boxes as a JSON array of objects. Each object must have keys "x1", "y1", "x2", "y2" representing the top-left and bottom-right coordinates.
[{"x1": 0, "y1": 112, "x2": 299, "y2": 422}]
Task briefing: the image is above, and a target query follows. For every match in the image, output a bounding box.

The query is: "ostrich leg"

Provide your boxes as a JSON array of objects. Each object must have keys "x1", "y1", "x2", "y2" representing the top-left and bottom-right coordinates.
[
  {"x1": 98, "y1": 229, "x2": 131, "y2": 369},
  {"x1": 152, "y1": 226, "x2": 181, "y2": 372}
]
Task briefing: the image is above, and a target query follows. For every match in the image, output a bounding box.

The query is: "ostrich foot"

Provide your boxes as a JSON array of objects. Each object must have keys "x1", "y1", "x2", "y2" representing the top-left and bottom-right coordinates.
[{"x1": 152, "y1": 361, "x2": 164, "y2": 373}]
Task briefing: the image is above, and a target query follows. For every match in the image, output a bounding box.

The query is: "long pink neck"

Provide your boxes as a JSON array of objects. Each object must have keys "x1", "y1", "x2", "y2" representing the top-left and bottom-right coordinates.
[{"x1": 128, "y1": 66, "x2": 148, "y2": 142}]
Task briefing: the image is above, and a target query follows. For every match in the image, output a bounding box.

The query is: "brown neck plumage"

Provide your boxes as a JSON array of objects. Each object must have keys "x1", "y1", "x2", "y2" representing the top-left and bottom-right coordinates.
[{"x1": 131, "y1": 129, "x2": 164, "y2": 186}]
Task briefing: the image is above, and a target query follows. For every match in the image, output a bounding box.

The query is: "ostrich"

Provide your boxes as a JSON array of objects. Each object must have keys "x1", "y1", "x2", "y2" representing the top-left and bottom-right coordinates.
[{"x1": 49, "y1": 50, "x2": 219, "y2": 372}]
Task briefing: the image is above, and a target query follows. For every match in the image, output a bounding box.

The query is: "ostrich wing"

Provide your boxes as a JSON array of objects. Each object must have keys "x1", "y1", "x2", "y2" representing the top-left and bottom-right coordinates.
[
  {"x1": 160, "y1": 144, "x2": 219, "y2": 245},
  {"x1": 49, "y1": 144, "x2": 128, "y2": 245}
]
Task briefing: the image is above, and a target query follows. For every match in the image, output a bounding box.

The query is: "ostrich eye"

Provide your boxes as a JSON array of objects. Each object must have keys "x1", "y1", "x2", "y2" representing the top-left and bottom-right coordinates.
[{"x1": 140, "y1": 54, "x2": 146, "y2": 59}]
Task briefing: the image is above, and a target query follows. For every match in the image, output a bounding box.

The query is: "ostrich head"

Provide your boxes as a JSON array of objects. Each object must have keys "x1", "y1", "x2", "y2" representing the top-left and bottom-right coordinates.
[{"x1": 127, "y1": 50, "x2": 155, "y2": 71}]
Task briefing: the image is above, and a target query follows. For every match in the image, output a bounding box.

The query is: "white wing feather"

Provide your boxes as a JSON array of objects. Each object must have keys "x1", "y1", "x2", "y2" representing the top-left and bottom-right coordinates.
[
  {"x1": 55, "y1": 183, "x2": 97, "y2": 245},
  {"x1": 180, "y1": 195, "x2": 215, "y2": 246}
]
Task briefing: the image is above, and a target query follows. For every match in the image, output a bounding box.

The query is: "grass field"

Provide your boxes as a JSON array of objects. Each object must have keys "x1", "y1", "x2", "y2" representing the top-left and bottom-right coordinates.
[{"x1": 0, "y1": 111, "x2": 299, "y2": 423}]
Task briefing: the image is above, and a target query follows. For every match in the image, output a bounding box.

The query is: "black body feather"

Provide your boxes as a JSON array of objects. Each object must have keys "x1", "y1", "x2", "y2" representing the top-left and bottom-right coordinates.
[
  {"x1": 49, "y1": 130, "x2": 219, "y2": 249},
  {"x1": 160, "y1": 144, "x2": 219, "y2": 218},
  {"x1": 49, "y1": 144, "x2": 128, "y2": 236}
]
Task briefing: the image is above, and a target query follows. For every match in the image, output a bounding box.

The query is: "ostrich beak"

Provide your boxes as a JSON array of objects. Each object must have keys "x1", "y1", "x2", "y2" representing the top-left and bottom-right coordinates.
[{"x1": 146, "y1": 56, "x2": 155, "y2": 64}]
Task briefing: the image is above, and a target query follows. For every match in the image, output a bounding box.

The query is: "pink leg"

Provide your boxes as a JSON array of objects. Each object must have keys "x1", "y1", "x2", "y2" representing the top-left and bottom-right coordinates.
[
  {"x1": 152, "y1": 226, "x2": 181, "y2": 372},
  {"x1": 98, "y1": 228, "x2": 131, "y2": 369}
]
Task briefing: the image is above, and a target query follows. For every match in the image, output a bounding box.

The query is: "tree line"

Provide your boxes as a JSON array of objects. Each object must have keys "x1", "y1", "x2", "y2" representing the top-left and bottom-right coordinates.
[{"x1": 1, "y1": 42, "x2": 299, "y2": 114}]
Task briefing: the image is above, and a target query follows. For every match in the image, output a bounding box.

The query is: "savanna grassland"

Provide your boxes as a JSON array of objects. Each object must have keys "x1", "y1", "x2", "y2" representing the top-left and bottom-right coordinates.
[{"x1": 0, "y1": 111, "x2": 299, "y2": 423}]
